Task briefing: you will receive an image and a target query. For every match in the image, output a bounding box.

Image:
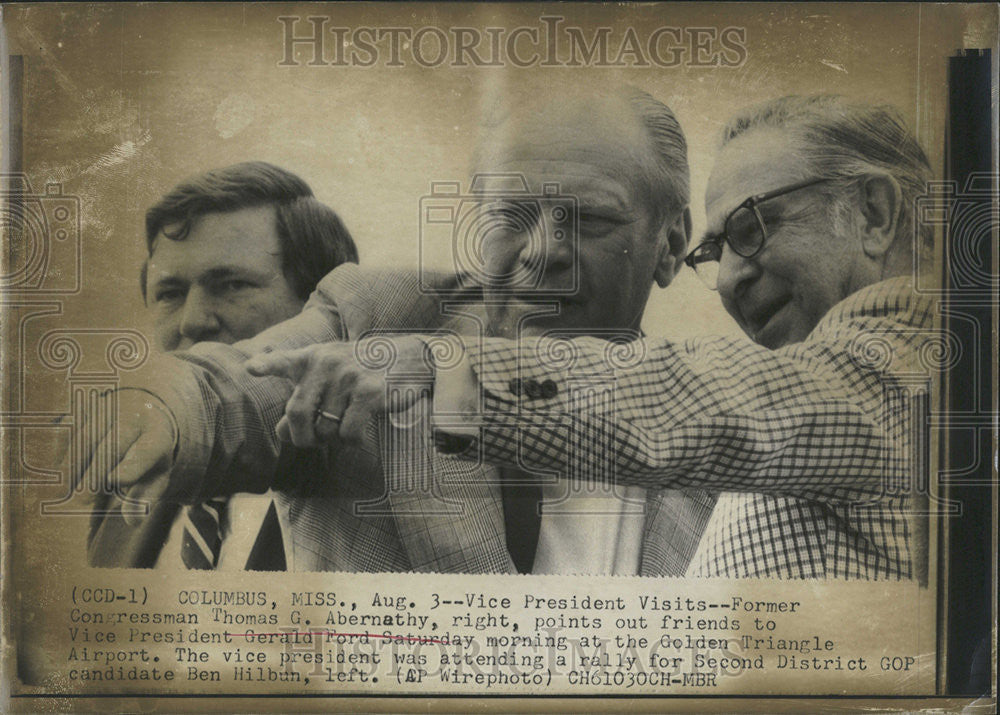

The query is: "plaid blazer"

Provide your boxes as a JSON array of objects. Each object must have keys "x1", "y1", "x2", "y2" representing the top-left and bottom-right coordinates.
[
  {"x1": 455, "y1": 278, "x2": 935, "y2": 580},
  {"x1": 121, "y1": 264, "x2": 712, "y2": 575}
]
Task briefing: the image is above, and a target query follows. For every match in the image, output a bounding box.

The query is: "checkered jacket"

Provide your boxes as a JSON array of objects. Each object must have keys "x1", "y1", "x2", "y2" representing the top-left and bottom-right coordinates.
[
  {"x1": 127, "y1": 264, "x2": 712, "y2": 574},
  {"x1": 455, "y1": 278, "x2": 936, "y2": 579}
]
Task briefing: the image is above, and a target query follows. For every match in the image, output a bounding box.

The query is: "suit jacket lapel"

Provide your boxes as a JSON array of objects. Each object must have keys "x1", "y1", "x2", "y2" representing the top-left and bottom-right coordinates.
[
  {"x1": 327, "y1": 269, "x2": 512, "y2": 573},
  {"x1": 382, "y1": 407, "x2": 514, "y2": 573}
]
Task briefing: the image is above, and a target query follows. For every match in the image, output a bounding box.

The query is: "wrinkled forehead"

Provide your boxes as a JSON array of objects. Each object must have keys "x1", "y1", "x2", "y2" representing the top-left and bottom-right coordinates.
[{"x1": 705, "y1": 128, "x2": 813, "y2": 225}]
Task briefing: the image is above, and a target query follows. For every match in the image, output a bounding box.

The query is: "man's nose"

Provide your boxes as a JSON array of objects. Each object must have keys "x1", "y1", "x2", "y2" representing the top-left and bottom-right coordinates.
[
  {"x1": 178, "y1": 286, "x2": 221, "y2": 342},
  {"x1": 716, "y1": 243, "x2": 760, "y2": 302}
]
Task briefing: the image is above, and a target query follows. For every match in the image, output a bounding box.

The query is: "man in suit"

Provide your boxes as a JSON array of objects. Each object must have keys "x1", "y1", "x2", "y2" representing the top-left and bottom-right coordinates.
[
  {"x1": 255, "y1": 95, "x2": 936, "y2": 580},
  {"x1": 87, "y1": 161, "x2": 358, "y2": 569},
  {"x1": 76, "y1": 84, "x2": 710, "y2": 575}
]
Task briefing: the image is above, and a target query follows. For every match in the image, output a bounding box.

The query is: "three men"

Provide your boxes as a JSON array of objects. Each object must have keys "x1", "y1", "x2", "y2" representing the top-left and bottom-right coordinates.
[
  {"x1": 81, "y1": 93, "x2": 935, "y2": 579},
  {"x1": 87, "y1": 161, "x2": 358, "y2": 569},
  {"x1": 82, "y1": 85, "x2": 709, "y2": 575}
]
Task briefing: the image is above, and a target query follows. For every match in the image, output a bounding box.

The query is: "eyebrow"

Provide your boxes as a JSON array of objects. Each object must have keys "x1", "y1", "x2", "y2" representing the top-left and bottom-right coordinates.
[
  {"x1": 148, "y1": 275, "x2": 186, "y2": 292},
  {"x1": 567, "y1": 187, "x2": 632, "y2": 214},
  {"x1": 148, "y1": 266, "x2": 268, "y2": 291},
  {"x1": 533, "y1": 170, "x2": 633, "y2": 211},
  {"x1": 199, "y1": 266, "x2": 266, "y2": 282}
]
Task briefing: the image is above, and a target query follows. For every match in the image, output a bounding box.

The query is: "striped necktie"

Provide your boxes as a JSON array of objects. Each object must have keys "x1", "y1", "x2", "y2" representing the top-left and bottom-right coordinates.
[{"x1": 181, "y1": 498, "x2": 227, "y2": 569}]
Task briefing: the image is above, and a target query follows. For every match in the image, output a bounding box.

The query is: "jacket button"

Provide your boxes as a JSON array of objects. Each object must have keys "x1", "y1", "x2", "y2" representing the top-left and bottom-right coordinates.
[
  {"x1": 524, "y1": 379, "x2": 543, "y2": 399},
  {"x1": 540, "y1": 379, "x2": 558, "y2": 398},
  {"x1": 508, "y1": 377, "x2": 523, "y2": 397}
]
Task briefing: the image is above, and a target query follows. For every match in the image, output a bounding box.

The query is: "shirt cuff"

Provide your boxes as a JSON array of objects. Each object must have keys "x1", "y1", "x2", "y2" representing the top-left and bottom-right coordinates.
[{"x1": 422, "y1": 334, "x2": 480, "y2": 456}]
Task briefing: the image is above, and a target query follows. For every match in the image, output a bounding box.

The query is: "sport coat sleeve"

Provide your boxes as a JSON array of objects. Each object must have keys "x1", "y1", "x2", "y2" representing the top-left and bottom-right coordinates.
[{"x1": 446, "y1": 279, "x2": 934, "y2": 504}]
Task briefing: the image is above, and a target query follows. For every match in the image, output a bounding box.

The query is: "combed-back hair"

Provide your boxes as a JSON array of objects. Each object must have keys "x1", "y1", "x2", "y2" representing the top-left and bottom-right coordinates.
[
  {"x1": 623, "y1": 85, "x2": 690, "y2": 217},
  {"x1": 721, "y1": 95, "x2": 933, "y2": 247},
  {"x1": 142, "y1": 161, "x2": 358, "y2": 301}
]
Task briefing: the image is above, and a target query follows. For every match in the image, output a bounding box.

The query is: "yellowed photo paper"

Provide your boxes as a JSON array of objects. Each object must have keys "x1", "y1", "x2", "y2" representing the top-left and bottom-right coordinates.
[{"x1": 1, "y1": 2, "x2": 996, "y2": 712}]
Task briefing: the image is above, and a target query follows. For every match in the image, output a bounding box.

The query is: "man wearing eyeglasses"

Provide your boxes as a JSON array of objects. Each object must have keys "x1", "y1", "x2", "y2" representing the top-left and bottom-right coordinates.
[
  {"x1": 247, "y1": 95, "x2": 937, "y2": 580},
  {"x1": 686, "y1": 176, "x2": 847, "y2": 346},
  {"x1": 684, "y1": 101, "x2": 931, "y2": 354}
]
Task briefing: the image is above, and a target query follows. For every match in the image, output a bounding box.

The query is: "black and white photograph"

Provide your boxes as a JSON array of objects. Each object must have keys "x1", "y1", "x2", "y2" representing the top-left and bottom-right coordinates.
[{"x1": 1, "y1": 2, "x2": 995, "y2": 711}]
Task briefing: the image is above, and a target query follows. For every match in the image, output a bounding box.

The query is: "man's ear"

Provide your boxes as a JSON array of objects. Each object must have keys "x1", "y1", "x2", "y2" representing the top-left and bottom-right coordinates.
[
  {"x1": 858, "y1": 173, "x2": 902, "y2": 258},
  {"x1": 653, "y1": 207, "x2": 691, "y2": 288}
]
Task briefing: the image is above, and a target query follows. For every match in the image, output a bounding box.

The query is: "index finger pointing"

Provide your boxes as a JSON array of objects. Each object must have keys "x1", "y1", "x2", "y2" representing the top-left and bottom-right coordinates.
[{"x1": 245, "y1": 348, "x2": 311, "y2": 381}]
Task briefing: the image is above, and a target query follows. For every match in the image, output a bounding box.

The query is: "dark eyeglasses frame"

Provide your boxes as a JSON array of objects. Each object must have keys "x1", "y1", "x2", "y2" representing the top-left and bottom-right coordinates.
[{"x1": 684, "y1": 177, "x2": 832, "y2": 274}]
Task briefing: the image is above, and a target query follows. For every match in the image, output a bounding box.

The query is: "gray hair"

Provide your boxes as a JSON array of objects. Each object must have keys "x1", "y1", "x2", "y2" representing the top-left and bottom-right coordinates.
[
  {"x1": 624, "y1": 86, "x2": 690, "y2": 217},
  {"x1": 721, "y1": 95, "x2": 933, "y2": 247}
]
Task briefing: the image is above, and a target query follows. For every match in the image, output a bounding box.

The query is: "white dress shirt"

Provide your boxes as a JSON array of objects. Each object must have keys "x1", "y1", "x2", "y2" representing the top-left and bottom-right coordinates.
[
  {"x1": 432, "y1": 344, "x2": 646, "y2": 576},
  {"x1": 155, "y1": 491, "x2": 290, "y2": 570}
]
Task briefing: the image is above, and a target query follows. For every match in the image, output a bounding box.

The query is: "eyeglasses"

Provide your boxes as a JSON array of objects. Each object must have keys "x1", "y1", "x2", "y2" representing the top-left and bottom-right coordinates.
[{"x1": 684, "y1": 177, "x2": 831, "y2": 290}]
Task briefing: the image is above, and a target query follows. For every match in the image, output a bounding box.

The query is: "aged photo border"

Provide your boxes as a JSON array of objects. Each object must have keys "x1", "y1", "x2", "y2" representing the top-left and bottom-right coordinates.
[{"x1": 1, "y1": 2, "x2": 997, "y2": 711}]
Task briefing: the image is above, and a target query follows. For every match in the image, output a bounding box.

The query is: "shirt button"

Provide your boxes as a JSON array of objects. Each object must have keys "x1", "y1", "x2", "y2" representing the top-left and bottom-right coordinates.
[
  {"x1": 508, "y1": 378, "x2": 523, "y2": 397},
  {"x1": 540, "y1": 379, "x2": 558, "y2": 399}
]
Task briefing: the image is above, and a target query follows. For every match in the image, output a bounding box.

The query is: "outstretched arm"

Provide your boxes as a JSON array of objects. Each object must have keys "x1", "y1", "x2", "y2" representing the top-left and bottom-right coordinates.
[
  {"x1": 252, "y1": 279, "x2": 933, "y2": 505},
  {"x1": 452, "y1": 281, "x2": 932, "y2": 503},
  {"x1": 74, "y1": 264, "x2": 461, "y2": 514}
]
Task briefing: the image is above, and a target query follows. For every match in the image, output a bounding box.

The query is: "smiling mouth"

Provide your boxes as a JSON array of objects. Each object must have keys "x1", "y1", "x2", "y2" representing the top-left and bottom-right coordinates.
[{"x1": 745, "y1": 295, "x2": 792, "y2": 341}]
